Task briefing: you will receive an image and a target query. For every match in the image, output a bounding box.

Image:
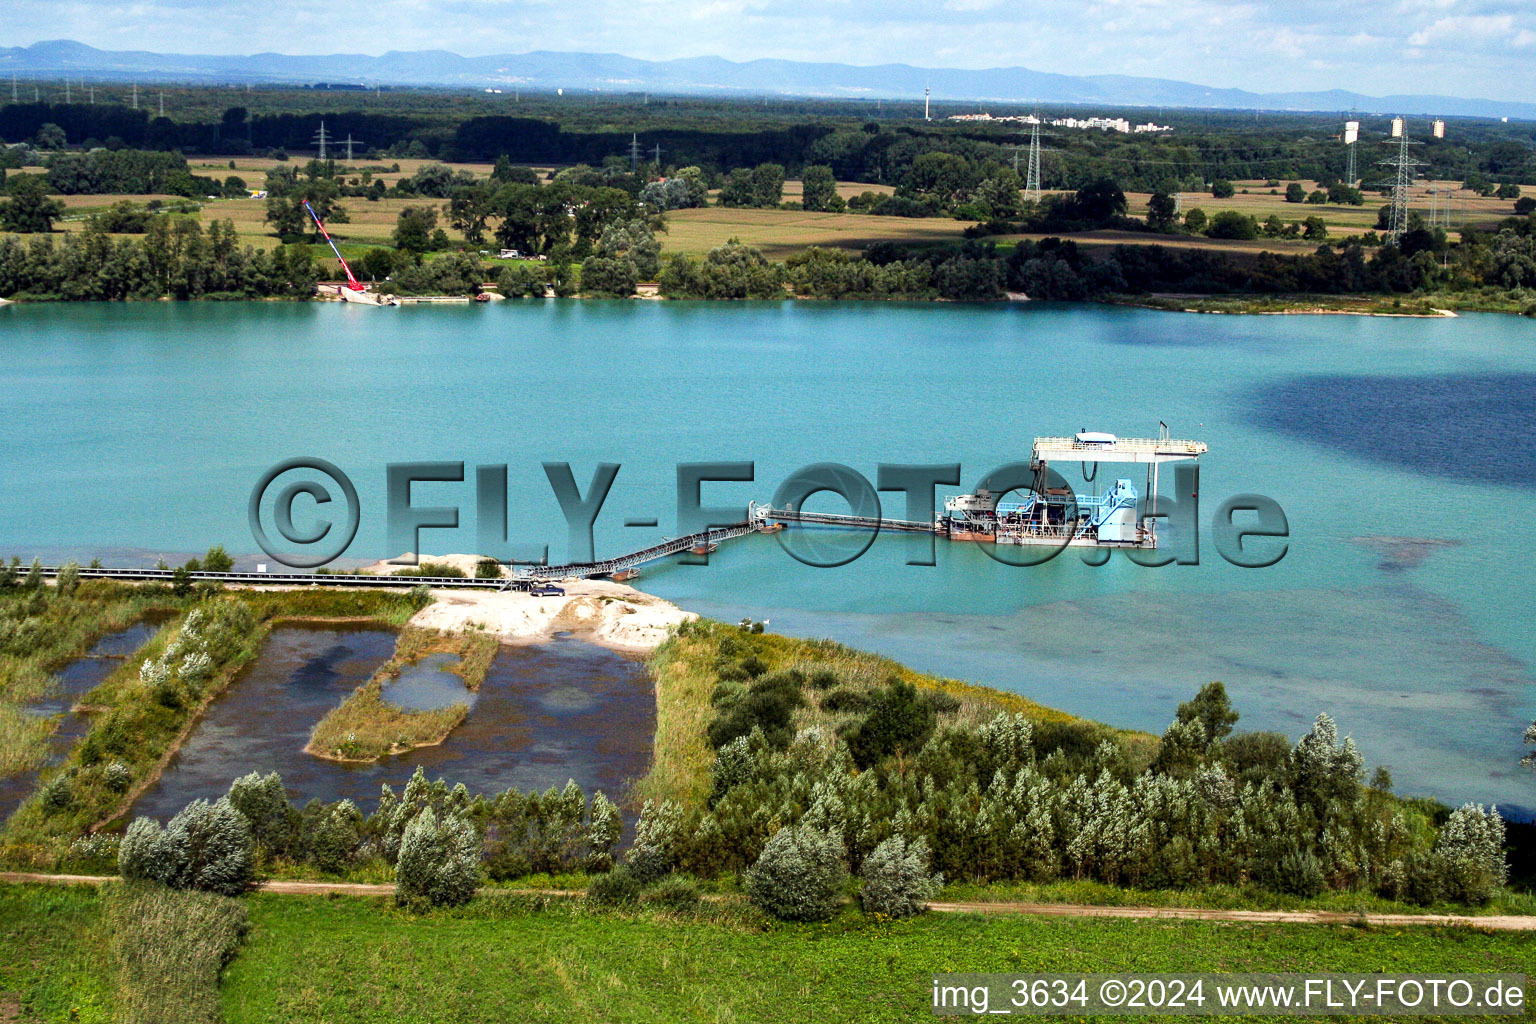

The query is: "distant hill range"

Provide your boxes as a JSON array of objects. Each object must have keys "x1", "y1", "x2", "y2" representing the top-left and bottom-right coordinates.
[{"x1": 3, "y1": 39, "x2": 1534, "y2": 120}]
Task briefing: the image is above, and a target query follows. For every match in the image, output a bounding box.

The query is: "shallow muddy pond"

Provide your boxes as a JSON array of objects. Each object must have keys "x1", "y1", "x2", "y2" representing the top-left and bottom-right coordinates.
[
  {"x1": 382, "y1": 651, "x2": 476, "y2": 711},
  {"x1": 131, "y1": 626, "x2": 655, "y2": 819},
  {"x1": 0, "y1": 621, "x2": 159, "y2": 823}
]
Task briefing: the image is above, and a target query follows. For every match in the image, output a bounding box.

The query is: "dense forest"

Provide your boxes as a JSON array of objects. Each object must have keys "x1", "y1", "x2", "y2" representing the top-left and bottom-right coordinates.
[{"x1": 4, "y1": 93, "x2": 1535, "y2": 189}]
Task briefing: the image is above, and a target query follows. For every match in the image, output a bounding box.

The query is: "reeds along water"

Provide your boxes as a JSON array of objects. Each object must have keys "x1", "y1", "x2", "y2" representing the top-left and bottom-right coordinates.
[{"x1": 0, "y1": 621, "x2": 158, "y2": 823}]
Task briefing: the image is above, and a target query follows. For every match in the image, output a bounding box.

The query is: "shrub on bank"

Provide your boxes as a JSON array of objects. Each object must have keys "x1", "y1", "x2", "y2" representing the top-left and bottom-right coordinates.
[
  {"x1": 119, "y1": 797, "x2": 255, "y2": 897},
  {"x1": 642, "y1": 874, "x2": 702, "y2": 913},
  {"x1": 586, "y1": 865, "x2": 642, "y2": 907},
  {"x1": 136, "y1": 600, "x2": 258, "y2": 711},
  {"x1": 845, "y1": 678, "x2": 935, "y2": 769},
  {"x1": 652, "y1": 623, "x2": 1516, "y2": 908},
  {"x1": 859, "y1": 835, "x2": 943, "y2": 918},
  {"x1": 309, "y1": 800, "x2": 365, "y2": 875},
  {"x1": 585, "y1": 792, "x2": 623, "y2": 873},
  {"x1": 708, "y1": 670, "x2": 805, "y2": 750},
  {"x1": 744, "y1": 823, "x2": 848, "y2": 922},
  {"x1": 395, "y1": 806, "x2": 480, "y2": 909},
  {"x1": 226, "y1": 770, "x2": 291, "y2": 856},
  {"x1": 1417, "y1": 804, "x2": 1508, "y2": 904},
  {"x1": 626, "y1": 799, "x2": 685, "y2": 883}
]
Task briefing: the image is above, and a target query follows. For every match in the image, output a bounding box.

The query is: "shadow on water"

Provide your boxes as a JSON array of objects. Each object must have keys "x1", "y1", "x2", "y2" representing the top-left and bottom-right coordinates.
[
  {"x1": 131, "y1": 626, "x2": 655, "y2": 819},
  {"x1": 0, "y1": 621, "x2": 159, "y2": 824},
  {"x1": 1249, "y1": 372, "x2": 1536, "y2": 487}
]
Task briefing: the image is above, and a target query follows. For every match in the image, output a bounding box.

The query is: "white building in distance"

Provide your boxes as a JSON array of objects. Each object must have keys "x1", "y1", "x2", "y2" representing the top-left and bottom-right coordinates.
[{"x1": 946, "y1": 112, "x2": 1171, "y2": 134}]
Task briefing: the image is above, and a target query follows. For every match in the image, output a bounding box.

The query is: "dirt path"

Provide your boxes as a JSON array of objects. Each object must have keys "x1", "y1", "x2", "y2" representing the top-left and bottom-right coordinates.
[
  {"x1": 0, "y1": 872, "x2": 577, "y2": 898},
  {"x1": 6, "y1": 873, "x2": 1534, "y2": 930},
  {"x1": 928, "y1": 900, "x2": 1536, "y2": 931}
]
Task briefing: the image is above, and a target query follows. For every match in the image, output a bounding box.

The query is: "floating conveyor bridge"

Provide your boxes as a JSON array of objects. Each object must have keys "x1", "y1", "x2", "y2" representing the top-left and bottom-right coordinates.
[
  {"x1": 506, "y1": 521, "x2": 759, "y2": 585},
  {"x1": 747, "y1": 500, "x2": 937, "y2": 535},
  {"x1": 22, "y1": 429, "x2": 1206, "y2": 588},
  {"x1": 15, "y1": 510, "x2": 905, "y2": 591},
  {"x1": 22, "y1": 565, "x2": 500, "y2": 589}
]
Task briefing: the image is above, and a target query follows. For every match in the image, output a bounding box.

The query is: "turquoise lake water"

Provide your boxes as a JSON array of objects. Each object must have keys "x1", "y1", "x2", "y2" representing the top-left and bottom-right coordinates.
[{"x1": 2, "y1": 300, "x2": 1533, "y2": 812}]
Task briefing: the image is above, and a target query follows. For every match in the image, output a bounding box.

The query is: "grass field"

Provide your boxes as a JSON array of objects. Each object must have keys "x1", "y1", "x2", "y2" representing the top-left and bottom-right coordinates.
[
  {"x1": 992, "y1": 227, "x2": 1331, "y2": 258},
  {"x1": 1126, "y1": 179, "x2": 1524, "y2": 238},
  {"x1": 660, "y1": 205, "x2": 974, "y2": 258},
  {"x1": 215, "y1": 892, "x2": 1536, "y2": 1022},
  {"x1": 183, "y1": 157, "x2": 505, "y2": 190},
  {"x1": 26, "y1": 159, "x2": 956, "y2": 264},
  {"x1": 0, "y1": 884, "x2": 114, "y2": 1023},
  {"x1": 5, "y1": 883, "x2": 1530, "y2": 1024}
]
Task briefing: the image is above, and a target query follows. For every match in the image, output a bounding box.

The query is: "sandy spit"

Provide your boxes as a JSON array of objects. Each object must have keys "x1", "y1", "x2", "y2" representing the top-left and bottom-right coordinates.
[{"x1": 363, "y1": 554, "x2": 695, "y2": 654}]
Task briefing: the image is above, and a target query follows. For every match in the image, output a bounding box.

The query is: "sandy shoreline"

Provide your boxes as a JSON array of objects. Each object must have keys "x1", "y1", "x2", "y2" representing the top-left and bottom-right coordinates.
[
  {"x1": 1251, "y1": 307, "x2": 1457, "y2": 318},
  {"x1": 1130, "y1": 295, "x2": 1460, "y2": 318},
  {"x1": 406, "y1": 579, "x2": 695, "y2": 653},
  {"x1": 361, "y1": 554, "x2": 695, "y2": 653}
]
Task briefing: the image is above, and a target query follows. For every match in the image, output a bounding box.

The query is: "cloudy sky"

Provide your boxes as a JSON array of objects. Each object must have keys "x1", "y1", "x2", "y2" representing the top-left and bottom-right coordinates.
[{"x1": 7, "y1": 0, "x2": 1535, "y2": 100}]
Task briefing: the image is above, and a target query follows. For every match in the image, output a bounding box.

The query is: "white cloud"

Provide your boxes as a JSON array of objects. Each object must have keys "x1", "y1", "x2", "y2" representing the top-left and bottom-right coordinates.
[
  {"x1": 3, "y1": 0, "x2": 1534, "y2": 101},
  {"x1": 1409, "y1": 13, "x2": 1515, "y2": 46}
]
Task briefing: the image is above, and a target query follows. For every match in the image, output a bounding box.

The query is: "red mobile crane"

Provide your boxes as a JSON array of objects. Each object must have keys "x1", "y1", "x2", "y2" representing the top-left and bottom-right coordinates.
[{"x1": 301, "y1": 199, "x2": 365, "y2": 292}]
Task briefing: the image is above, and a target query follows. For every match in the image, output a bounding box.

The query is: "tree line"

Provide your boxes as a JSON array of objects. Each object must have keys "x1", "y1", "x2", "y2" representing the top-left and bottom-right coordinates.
[
  {"x1": 0, "y1": 218, "x2": 319, "y2": 300},
  {"x1": 624, "y1": 623, "x2": 1508, "y2": 910},
  {"x1": 43, "y1": 149, "x2": 228, "y2": 197}
]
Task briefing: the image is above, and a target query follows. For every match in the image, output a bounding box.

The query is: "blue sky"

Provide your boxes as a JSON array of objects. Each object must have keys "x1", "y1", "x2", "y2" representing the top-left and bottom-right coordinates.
[{"x1": 7, "y1": 0, "x2": 1535, "y2": 100}]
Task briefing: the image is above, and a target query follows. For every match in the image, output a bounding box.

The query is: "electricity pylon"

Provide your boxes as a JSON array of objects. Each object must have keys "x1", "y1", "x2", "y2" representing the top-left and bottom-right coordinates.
[
  {"x1": 1374, "y1": 124, "x2": 1426, "y2": 244},
  {"x1": 312, "y1": 120, "x2": 333, "y2": 160},
  {"x1": 1025, "y1": 118, "x2": 1043, "y2": 203}
]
